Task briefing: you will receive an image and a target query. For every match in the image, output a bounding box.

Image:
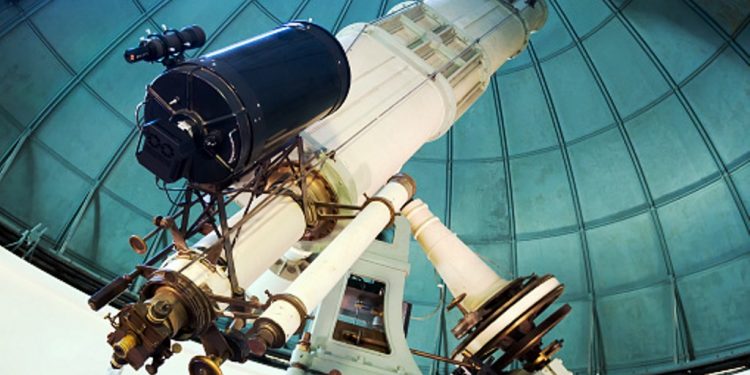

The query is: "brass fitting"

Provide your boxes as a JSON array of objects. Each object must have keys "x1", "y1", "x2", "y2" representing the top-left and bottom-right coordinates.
[
  {"x1": 188, "y1": 355, "x2": 225, "y2": 375},
  {"x1": 388, "y1": 173, "x2": 417, "y2": 199},
  {"x1": 128, "y1": 235, "x2": 148, "y2": 254},
  {"x1": 246, "y1": 318, "x2": 287, "y2": 356},
  {"x1": 145, "y1": 287, "x2": 190, "y2": 335},
  {"x1": 113, "y1": 333, "x2": 138, "y2": 359},
  {"x1": 267, "y1": 161, "x2": 339, "y2": 240},
  {"x1": 299, "y1": 332, "x2": 312, "y2": 352}
]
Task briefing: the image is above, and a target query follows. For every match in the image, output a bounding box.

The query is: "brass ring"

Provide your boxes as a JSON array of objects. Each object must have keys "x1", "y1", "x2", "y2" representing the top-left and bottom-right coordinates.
[
  {"x1": 364, "y1": 196, "x2": 397, "y2": 227},
  {"x1": 267, "y1": 293, "x2": 309, "y2": 333}
]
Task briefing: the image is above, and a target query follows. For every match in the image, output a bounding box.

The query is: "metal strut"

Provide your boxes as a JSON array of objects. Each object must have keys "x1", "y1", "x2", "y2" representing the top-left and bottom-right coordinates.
[{"x1": 311, "y1": 195, "x2": 399, "y2": 227}]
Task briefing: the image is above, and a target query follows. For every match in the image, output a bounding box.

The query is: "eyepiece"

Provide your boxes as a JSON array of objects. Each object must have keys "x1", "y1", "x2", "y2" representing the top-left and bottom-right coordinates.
[{"x1": 113, "y1": 334, "x2": 138, "y2": 358}]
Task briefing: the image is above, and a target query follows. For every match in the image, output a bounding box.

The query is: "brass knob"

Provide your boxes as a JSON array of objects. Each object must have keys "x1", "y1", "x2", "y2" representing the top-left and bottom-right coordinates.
[
  {"x1": 129, "y1": 235, "x2": 148, "y2": 254},
  {"x1": 147, "y1": 300, "x2": 173, "y2": 323},
  {"x1": 189, "y1": 355, "x2": 224, "y2": 375}
]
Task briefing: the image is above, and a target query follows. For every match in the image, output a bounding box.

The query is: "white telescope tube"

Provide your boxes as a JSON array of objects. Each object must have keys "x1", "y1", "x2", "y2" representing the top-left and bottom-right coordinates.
[
  {"x1": 255, "y1": 175, "x2": 416, "y2": 343},
  {"x1": 424, "y1": 0, "x2": 548, "y2": 74},
  {"x1": 305, "y1": 0, "x2": 548, "y2": 201},
  {"x1": 402, "y1": 199, "x2": 509, "y2": 312},
  {"x1": 176, "y1": 195, "x2": 307, "y2": 292}
]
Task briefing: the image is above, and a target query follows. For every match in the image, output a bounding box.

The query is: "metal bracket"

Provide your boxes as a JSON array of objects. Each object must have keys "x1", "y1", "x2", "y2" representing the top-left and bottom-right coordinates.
[
  {"x1": 311, "y1": 194, "x2": 399, "y2": 228},
  {"x1": 363, "y1": 195, "x2": 397, "y2": 227}
]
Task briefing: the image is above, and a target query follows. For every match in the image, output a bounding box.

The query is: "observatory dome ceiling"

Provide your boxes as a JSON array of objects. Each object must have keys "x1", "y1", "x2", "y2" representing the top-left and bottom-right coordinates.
[{"x1": 0, "y1": 0, "x2": 748, "y2": 373}]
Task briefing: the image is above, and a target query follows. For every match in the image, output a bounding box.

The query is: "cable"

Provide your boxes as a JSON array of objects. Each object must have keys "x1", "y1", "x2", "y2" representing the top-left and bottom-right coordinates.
[{"x1": 410, "y1": 283, "x2": 446, "y2": 321}]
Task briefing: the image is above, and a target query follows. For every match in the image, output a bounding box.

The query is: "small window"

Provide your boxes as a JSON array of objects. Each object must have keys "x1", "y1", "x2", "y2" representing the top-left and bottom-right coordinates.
[
  {"x1": 332, "y1": 275, "x2": 391, "y2": 354},
  {"x1": 375, "y1": 225, "x2": 395, "y2": 244}
]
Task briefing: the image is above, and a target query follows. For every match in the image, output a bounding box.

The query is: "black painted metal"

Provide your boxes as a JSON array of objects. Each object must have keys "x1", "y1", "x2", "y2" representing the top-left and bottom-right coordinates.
[{"x1": 138, "y1": 21, "x2": 351, "y2": 184}]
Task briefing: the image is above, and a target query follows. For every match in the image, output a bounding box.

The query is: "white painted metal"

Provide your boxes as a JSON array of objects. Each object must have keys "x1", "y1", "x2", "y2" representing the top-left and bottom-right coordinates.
[
  {"x1": 280, "y1": 246, "x2": 313, "y2": 263},
  {"x1": 244, "y1": 271, "x2": 292, "y2": 305},
  {"x1": 260, "y1": 180, "x2": 412, "y2": 340},
  {"x1": 402, "y1": 198, "x2": 509, "y2": 312},
  {"x1": 161, "y1": 252, "x2": 232, "y2": 299},
  {"x1": 303, "y1": 24, "x2": 455, "y2": 203},
  {"x1": 540, "y1": 359, "x2": 574, "y2": 375},
  {"x1": 169, "y1": 195, "x2": 306, "y2": 294},
  {"x1": 304, "y1": 0, "x2": 547, "y2": 202},
  {"x1": 244, "y1": 247, "x2": 312, "y2": 304},
  {"x1": 402, "y1": 199, "x2": 564, "y2": 363},
  {"x1": 425, "y1": 0, "x2": 547, "y2": 74},
  {"x1": 285, "y1": 217, "x2": 421, "y2": 375},
  {"x1": 507, "y1": 358, "x2": 574, "y2": 375}
]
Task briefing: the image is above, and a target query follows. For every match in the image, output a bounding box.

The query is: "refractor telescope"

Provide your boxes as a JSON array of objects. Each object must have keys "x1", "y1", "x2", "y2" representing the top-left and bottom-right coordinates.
[{"x1": 89, "y1": 1, "x2": 571, "y2": 375}]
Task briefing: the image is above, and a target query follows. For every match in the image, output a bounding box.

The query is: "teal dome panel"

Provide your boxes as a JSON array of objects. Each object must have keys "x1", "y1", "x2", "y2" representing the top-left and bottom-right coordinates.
[
  {"x1": 0, "y1": 21, "x2": 72, "y2": 125},
  {"x1": 0, "y1": 1, "x2": 748, "y2": 374},
  {"x1": 596, "y1": 282, "x2": 676, "y2": 368},
  {"x1": 541, "y1": 47, "x2": 612, "y2": 140},
  {"x1": 510, "y1": 149, "x2": 577, "y2": 234},
  {"x1": 452, "y1": 91, "x2": 503, "y2": 160},
  {"x1": 518, "y1": 233, "x2": 589, "y2": 297},
  {"x1": 586, "y1": 213, "x2": 666, "y2": 293},
  {"x1": 682, "y1": 49, "x2": 750, "y2": 167}
]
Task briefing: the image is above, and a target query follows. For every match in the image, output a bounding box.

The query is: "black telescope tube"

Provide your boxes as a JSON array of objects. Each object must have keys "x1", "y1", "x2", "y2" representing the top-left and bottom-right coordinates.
[{"x1": 137, "y1": 21, "x2": 351, "y2": 185}]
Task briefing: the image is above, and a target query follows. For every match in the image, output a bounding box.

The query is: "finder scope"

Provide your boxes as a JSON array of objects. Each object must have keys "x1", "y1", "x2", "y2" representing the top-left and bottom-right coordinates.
[{"x1": 124, "y1": 25, "x2": 206, "y2": 64}]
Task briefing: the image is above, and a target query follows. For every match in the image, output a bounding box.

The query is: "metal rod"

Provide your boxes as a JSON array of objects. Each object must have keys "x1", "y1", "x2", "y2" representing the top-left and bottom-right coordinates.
[
  {"x1": 132, "y1": 199, "x2": 192, "y2": 253},
  {"x1": 297, "y1": 136, "x2": 308, "y2": 225},
  {"x1": 142, "y1": 243, "x2": 176, "y2": 267},
  {"x1": 216, "y1": 193, "x2": 242, "y2": 296},
  {"x1": 313, "y1": 201, "x2": 362, "y2": 210},
  {"x1": 147, "y1": 85, "x2": 177, "y2": 116},
  {"x1": 202, "y1": 110, "x2": 242, "y2": 127},
  {"x1": 410, "y1": 348, "x2": 479, "y2": 369},
  {"x1": 315, "y1": 214, "x2": 357, "y2": 220},
  {"x1": 179, "y1": 188, "x2": 193, "y2": 234}
]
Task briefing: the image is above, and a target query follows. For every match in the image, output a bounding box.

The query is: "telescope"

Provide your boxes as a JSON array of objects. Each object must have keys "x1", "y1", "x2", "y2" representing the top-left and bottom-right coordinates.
[
  {"x1": 132, "y1": 22, "x2": 350, "y2": 185},
  {"x1": 89, "y1": 1, "x2": 572, "y2": 374}
]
